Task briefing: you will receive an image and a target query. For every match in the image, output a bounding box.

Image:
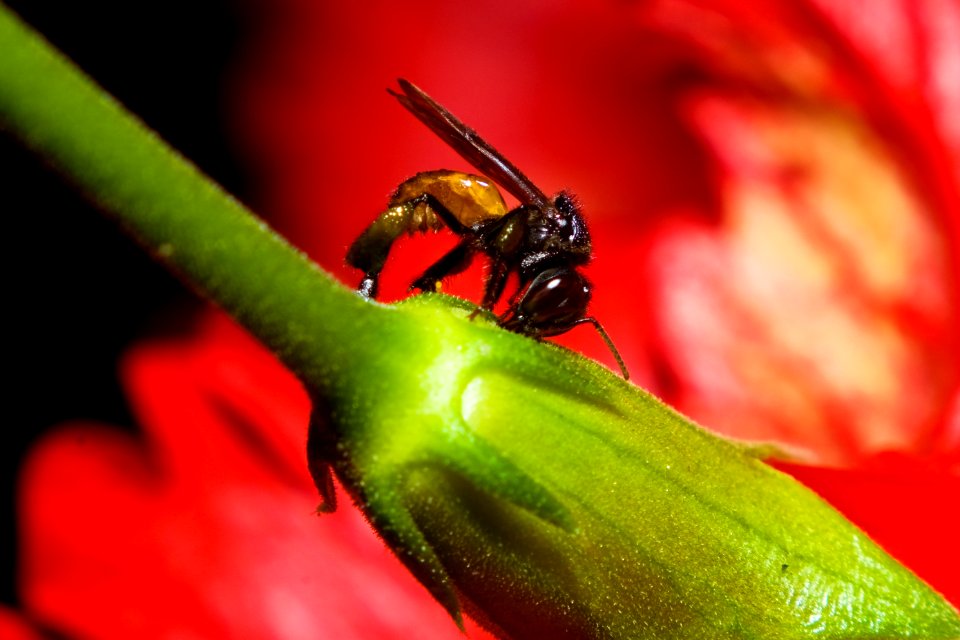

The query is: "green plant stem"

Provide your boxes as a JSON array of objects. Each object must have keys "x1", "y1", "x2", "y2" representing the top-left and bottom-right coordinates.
[{"x1": 0, "y1": 5, "x2": 383, "y2": 392}]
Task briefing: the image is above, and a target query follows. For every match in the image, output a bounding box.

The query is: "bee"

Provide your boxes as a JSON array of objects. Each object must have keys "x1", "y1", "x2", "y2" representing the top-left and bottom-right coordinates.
[{"x1": 347, "y1": 79, "x2": 628, "y2": 379}]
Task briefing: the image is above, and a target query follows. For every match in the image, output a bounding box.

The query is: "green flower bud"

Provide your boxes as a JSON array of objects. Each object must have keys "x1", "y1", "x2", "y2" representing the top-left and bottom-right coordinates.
[{"x1": 308, "y1": 295, "x2": 960, "y2": 639}]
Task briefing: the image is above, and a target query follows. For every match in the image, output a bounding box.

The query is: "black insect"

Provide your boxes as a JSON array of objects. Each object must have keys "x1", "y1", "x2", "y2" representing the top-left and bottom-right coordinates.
[{"x1": 347, "y1": 79, "x2": 628, "y2": 379}]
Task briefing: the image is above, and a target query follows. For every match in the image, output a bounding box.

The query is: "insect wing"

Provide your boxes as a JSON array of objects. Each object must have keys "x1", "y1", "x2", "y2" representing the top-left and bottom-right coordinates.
[{"x1": 390, "y1": 79, "x2": 552, "y2": 210}]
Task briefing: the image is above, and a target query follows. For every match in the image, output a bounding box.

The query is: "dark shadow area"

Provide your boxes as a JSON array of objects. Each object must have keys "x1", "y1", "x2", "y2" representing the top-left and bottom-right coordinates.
[{"x1": 1, "y1": 0, "x2": 246, "y2": 607}]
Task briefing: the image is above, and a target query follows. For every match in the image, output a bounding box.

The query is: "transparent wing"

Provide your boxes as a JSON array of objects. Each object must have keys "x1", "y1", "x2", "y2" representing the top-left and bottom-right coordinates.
[{"x1": 390, "y1": 79, "x2": 552, "y2": 210}]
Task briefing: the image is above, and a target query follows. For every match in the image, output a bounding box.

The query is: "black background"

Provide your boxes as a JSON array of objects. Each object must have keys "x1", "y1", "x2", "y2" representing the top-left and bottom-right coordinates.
[{"x1": 2, "y1": 1, "x2": 247, "y2": 607}]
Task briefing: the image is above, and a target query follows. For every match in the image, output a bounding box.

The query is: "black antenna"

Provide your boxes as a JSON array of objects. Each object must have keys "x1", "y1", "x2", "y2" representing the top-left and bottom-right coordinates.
[{"x1": 574, "y1": 317, "x2": 629, "y2": 380}]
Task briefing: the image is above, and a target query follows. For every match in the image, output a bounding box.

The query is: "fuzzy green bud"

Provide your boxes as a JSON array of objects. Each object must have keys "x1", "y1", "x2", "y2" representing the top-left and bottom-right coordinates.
[{"x1": 308, "y1": 295, "x2": 960, "y2": 639}]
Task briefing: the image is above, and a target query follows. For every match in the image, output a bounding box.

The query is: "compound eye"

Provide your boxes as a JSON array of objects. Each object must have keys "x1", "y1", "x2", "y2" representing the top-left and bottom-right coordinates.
[{"x1": 518, "y1": 268, "x2": 591, "y2": 335}]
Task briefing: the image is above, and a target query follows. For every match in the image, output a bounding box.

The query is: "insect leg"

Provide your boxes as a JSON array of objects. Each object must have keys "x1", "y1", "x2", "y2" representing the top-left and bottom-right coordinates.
[
  {"x1": 478, "y1": 259, "x2": 511, "y2": 311},
  {"x1": 348, "y1": 188, "x2": 476, "y2": 298},
  {"x1": 410, "y1": 239, "x2": 475, "y2": 293},
  {"x1": 472, "y1": 209, "x2": 527, "y2": 313},
  {"x1": 346, "y1": 204, "x2": 418, "y2": 298}
]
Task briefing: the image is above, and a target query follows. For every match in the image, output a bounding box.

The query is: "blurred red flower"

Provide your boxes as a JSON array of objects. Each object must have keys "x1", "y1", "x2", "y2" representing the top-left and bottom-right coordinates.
[
  {"x1": 631, "y1": 0, "x2": 960, "y2": 605},
  {"x1": 13, "y1": 0, "x2": 959, "y2": 636}
]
